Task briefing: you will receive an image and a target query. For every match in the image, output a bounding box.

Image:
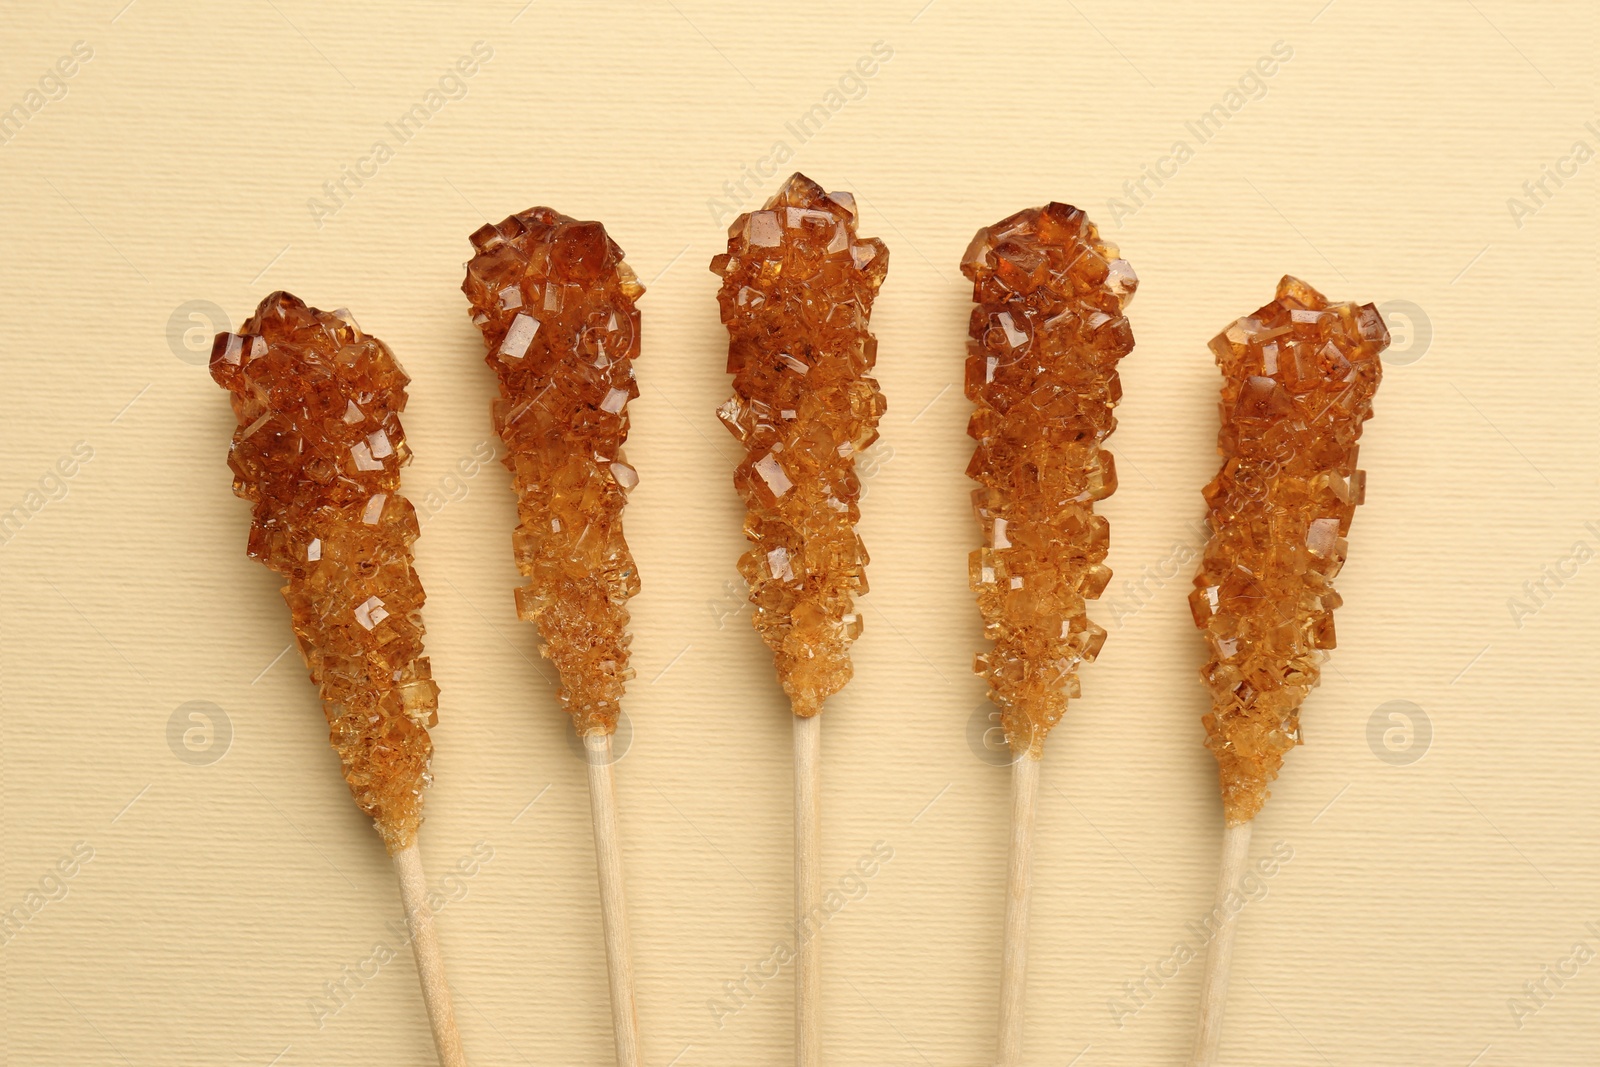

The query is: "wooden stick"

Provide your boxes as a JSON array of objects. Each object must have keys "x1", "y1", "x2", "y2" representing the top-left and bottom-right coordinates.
[
  {"x1": 1191, "y1": 820, "x2": 1254, "y2": 1067},
  {"x1": 392, "y1": 843, "x2": 469, "y2": 1067},
  {"x1": 584, "y1": 731, "x2": 642, "y2": 1067},
  {"x1": 996, "y1": 748, "x2": 1041, "y2": 1067},
  {"x1": 793, "y1": 712, "x2": 823, "y2": 1067}
]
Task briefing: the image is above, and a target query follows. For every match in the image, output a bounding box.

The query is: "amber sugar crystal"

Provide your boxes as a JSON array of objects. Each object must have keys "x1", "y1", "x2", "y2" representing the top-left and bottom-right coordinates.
[
  {"x1": 1191, "y1": 276, "x2": 1388, "y2": 824},
  {"x1": 962, "y1": 204, "x2": 1137, "y2": 756},
  {"x1": 210, "y1": 292, "x2": 438, "y2": 853},
  {"x1": 710, "y1": 173, "x2": 889, "y2": 716},
  {"x1": 463, "y1": 208, "x2": 645, "y2": 737}
]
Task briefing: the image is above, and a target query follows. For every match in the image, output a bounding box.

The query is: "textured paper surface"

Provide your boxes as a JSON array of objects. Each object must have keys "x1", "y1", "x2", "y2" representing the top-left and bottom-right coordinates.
[{"x1": 2, "y1": 3, "x2": 1596, "y2": 1065}]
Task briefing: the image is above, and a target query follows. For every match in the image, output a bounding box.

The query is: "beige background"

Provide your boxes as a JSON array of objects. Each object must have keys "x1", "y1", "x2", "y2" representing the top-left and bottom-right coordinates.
[{"x1": 2, "y1": 1, "x2": 1596, "y2": 1064}]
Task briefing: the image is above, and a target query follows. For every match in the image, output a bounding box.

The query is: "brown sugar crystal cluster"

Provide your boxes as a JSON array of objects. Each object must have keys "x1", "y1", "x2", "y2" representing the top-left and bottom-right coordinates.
[
  {"x1": 1191, "y1": 276, "x2": 1388, "y2": 824},
  {"x1": 211, "y1": 292, "x2": 438, "y2": 853},
  {"x1": 962, "y1": 204, "x2": 1138, "y2": 755},
  {"x1": 711, "y1": 173, "x2": 889, "y2": 717},
  {"x1": 463, "y1": 208, "x2": 645, "y2": 737}
]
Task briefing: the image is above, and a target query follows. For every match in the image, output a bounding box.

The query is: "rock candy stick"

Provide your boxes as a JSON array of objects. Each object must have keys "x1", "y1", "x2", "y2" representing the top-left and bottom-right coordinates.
[
  {"x1": 210, "y1": 292, "x2": 467, "y2": 1067},
  {"x1": 462, "y1": 210, "x2": 645, "y2": 1067},
  {"x1": 961, "y1": 205, "x2": 1137, "y2": 1067},
  {"x1": 1187, "y1": 277, "x2": 1387, "y2": 1066},
  {"x1": 711, "y1": 172, "x2": 888, "y2": 1067}
]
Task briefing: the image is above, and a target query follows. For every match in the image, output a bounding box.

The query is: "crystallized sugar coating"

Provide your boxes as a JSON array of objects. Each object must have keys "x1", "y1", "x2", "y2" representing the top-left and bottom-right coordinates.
[
  {"x1": 463, "y1": 208, "x2": 644, "y2": 737},
  {"x1": 963, "y1": 204, "x2": 1137, "y2": 755},
  {"x1": 211, "y1": 292, "x2": 438, "y2": 853},
  {"x1": 711, "y1": 173, "x2": 889, "y2": 717},
  {"x1": 1191, "y1": 275, "x2": 1387, "y2": 824}
]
